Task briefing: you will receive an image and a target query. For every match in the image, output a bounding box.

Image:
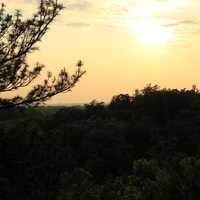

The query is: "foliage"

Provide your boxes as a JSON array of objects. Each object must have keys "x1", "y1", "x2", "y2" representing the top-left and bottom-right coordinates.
[
  {"x1": 1, "y1": 85, "x2": 200, "y2": 199},
  {"x1": 0, "y1": 0, "x2": 85, "y2": 108}
]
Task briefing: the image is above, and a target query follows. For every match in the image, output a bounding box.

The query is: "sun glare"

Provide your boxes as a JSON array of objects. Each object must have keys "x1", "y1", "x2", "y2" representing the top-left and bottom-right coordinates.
[{"x1": 132, "y1": 19, "x2": 173, "y2": 47}]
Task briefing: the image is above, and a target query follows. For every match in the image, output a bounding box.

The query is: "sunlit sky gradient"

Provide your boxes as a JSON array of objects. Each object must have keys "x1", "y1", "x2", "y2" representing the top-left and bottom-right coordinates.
[{"x1": 3, "y1": 0, "x2": 200, "y2": 104}]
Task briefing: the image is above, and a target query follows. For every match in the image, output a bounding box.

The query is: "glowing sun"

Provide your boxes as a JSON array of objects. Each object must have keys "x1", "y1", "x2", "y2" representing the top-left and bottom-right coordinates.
[{"x1": 132, "y1": 19, "x2": 174, "y2": 46}]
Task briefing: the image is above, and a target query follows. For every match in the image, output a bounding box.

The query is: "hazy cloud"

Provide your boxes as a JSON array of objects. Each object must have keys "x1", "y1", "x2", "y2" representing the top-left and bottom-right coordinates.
[
  {"x1": 66, "y1": 22, "x2": 90, "y2": 27},
  {"x1": 65, "y1": 0, "x2": 93, "y2": 11},
  {"x1": 164, "y1": 20, "x2": 199, "y2": 27}
]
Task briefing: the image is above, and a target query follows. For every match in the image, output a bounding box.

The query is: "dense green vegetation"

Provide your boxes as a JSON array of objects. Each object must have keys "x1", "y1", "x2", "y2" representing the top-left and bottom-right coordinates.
[{"x1": 1, "y1": 85, "x2": 200, "y2": 199}]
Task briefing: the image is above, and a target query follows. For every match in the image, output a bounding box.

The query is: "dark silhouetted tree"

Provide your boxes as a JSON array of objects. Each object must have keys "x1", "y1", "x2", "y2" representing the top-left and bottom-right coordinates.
[
  {"x1": 110, "y1": 94, "x2": 133, "y2": 110},
  {"x1": 0, "y1": 0, "x2": 85, "y2": 108}
]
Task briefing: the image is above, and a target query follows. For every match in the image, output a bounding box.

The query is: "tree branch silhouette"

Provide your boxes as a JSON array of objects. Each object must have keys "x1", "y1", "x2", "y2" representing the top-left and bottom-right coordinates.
[{"x1": 0, "y1": 0, "x2": 85, "y2": 108}]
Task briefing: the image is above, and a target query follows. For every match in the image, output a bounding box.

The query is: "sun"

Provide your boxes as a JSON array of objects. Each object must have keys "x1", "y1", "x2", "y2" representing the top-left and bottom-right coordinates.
[
  {"x1": 128, "y1": 19, "x2": 174, "y2": 47},
  {"x1": 133, "y1": 19, "x2": 173, "y2": 46}
]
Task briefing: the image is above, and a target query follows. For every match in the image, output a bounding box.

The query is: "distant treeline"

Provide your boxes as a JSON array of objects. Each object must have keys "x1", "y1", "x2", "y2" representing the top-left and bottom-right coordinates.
[{"x1": 1, "y1": 84, "x2": 200, "y2": 199}]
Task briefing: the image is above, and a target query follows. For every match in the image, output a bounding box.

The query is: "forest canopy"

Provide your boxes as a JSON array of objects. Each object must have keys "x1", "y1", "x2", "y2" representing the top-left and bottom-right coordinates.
[{"x1": 1, "y1": 85, "x2": 200, "y2": 199}]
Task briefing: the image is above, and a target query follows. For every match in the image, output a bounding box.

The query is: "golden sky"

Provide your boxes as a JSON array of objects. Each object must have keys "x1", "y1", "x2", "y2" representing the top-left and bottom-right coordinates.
[{"x1": 3, "y1": 0, "x2": 200, "y2": 104}]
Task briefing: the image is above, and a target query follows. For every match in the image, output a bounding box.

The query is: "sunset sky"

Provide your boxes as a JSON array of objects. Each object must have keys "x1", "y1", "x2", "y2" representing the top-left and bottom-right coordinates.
[{"x1": 3, "y1": 0, "x2": 200, "y2": 104}]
